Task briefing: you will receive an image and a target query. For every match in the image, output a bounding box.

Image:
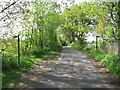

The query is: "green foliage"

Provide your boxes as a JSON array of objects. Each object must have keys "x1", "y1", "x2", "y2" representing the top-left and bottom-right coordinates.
[
  {"x1": 27, "y1": 2, "x2": 62, "y2": 50},
  {"x1": 2, "y1": 52, "x2": 18, "y2": 70},
  {"x1": 2, "y1": 51, "x2": 37, "y2": 71},
  {"x1": 101, "y1": 54, "x2": 120, "y2": 77},
  {"x1": 70, "y1": 41, "x2": 89, "y2": 51},
  {"x1": 2, "y1": 53, "x2": 40, "y2": 88},
  {"x1": 32, "y1": 48, "x2": 48, "y2": 57},
  {"x1": 94, "y1": 52, "x2": 120, "y2": 79},
  {"x1": 59, "y1": 2, "x2": 118, "y2": 44},
  {"x1": 59, "y1": 4, "x2": 91, "y2": 44}
]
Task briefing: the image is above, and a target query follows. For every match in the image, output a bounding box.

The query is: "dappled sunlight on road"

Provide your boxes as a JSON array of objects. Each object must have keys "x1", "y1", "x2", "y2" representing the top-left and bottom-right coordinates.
[{"x1": 15, "y1": 46, "x2": 112, "y2": 88}]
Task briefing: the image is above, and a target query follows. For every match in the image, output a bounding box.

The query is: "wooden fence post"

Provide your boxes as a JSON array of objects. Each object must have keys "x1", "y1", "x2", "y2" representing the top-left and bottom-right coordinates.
[
  {"x1": 18, "y1": 35, "x2": 20, "y2": 65},
  {"x1": 96, "y1": 36, "x2": 100, "y2": 50}
]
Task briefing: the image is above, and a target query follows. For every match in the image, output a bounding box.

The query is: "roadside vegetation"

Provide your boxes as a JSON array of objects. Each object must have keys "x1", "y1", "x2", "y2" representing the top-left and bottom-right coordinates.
[
  {"x1": 1, "y1": 0, "x2": 120, "y2": 88},
  {"x1": 2, "y1": 49, "x2": 60, "y2": 88},
  {"x1": 70, "y1": 41, "x2": 120, "y2": 79}
]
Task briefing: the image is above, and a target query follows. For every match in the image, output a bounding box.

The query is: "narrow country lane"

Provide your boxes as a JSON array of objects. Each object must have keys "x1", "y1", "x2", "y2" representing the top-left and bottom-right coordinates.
[{"x1": 15, "y1": 46, "x2": 118, "y2": 89}]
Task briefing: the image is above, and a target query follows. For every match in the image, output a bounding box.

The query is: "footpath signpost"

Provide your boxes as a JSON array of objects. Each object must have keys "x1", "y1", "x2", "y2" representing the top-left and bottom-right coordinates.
[
  {"x1": 13, "y1": 35, "x2": 20, "y2": 66},
  {"x1": 96, "y1": 36, "x2": 100, "y2": 50}
]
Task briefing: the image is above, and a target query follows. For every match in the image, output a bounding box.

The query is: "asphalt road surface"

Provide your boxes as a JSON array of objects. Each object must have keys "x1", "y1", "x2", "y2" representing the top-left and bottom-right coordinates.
[{"x1": 15, "y1": 46, "x2": 116, "y2": 89}]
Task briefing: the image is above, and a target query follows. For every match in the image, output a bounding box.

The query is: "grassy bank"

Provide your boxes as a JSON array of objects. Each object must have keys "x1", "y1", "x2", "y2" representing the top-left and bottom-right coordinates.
[
  {"x1": 2, "y1": 49, "x2": 60, "y2": 88},
  {"x1": 70, "y1": 42, "x2": 120, "y2": 79}
]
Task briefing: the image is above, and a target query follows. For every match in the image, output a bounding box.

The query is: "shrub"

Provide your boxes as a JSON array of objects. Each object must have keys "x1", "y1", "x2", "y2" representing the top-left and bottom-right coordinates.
[
  {"x1": 101, "y1": 54, "x2": 120, "y2": 78},
  {"x1": 2, "y1": 52, "x2": 18, "y2": 70}
]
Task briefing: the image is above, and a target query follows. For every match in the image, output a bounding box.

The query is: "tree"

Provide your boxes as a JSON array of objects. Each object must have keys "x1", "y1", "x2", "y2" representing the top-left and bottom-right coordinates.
[
  {"x1": 22, "y1": 2, "x2": 62, "y2": 52},
  {"x1": 60, "y1": 4, "x2": 91, "y2": 44}
]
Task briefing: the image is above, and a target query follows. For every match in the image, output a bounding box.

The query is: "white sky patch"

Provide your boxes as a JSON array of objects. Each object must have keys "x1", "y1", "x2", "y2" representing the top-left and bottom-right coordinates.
[
  {"x1": 86, "y1": 33, "x2": 95, "y2": 42},
  {"x1": 75, "y1": 0, "x2": 88, "y2": 4}
]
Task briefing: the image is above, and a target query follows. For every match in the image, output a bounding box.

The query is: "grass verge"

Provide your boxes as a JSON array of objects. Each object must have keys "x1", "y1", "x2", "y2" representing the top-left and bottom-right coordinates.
[
  {"x1": 70, "y1": 42, "x2": 120, "y2": 80},
  {"x1": 2, "y1": 49, "x2": 60, "y2": 88}
]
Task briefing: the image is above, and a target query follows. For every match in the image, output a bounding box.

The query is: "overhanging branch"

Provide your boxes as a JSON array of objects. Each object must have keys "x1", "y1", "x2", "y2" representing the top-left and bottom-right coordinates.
[
  {"x1": 0, "y1": 0, "x2": 19, "y2": 13},
  {"x1": 0, "y1": 14, "x2": 8, "y2": 21}
]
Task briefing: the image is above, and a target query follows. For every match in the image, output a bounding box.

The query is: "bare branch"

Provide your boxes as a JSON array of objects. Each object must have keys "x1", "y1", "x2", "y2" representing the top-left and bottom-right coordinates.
[
  {"x1": 0, "y1": 14, "x2": 8, "y2": 21},
  {"x1": 0, "y1": 0, "x2": 19, "y2": 13}
]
